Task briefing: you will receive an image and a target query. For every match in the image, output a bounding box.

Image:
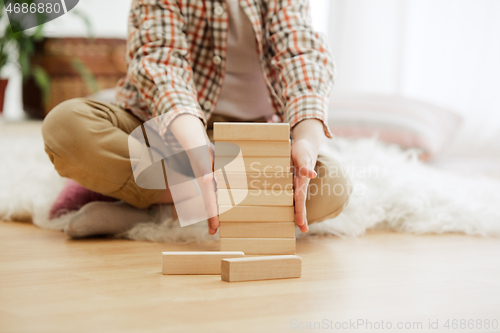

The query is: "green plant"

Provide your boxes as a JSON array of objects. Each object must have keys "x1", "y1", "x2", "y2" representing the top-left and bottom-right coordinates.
[
  {"x1": 0, "y1": 1, "x2": 47, "y2": 78},
  {"x1": 0, "y1": 0, "x2": 95, "y2": 103}
]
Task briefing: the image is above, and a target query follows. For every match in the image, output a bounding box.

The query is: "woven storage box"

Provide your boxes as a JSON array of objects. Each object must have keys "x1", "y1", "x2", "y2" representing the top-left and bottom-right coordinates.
[{"x1": 23, "y1": 38, "x2": 127, "y2": 118}]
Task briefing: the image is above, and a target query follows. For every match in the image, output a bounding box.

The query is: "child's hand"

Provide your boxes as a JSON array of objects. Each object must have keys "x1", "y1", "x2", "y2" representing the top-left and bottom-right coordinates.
[
  {"x1": 291, "y1": 119, "x2": 326, "y2": 233},
  {"x1": 169, "y1": 114, "x2": 219, "y2": 234}
]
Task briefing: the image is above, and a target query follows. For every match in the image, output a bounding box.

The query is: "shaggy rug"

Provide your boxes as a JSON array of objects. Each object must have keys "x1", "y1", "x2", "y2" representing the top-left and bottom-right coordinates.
[{"x1": 1, "y1": 131, "x2": 500, "y2": 243}]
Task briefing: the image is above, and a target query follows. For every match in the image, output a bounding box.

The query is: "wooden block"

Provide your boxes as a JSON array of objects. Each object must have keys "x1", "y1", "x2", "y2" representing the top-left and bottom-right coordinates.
[
  {"x1": 219, "y1": 205, "x2": 295, "y2": 222},
  {"x1": 161, "y1": 251, "x2": 244, "y2": 275},
  {"x1": 217, "y1": 189, "x2": 293, "y2": 207},
  {"x1": 213, "y1": 122, "x2": 290, "y2": 142},
  {"x1": 215, "y1": 171, "x2": 293, "y2": 190},
  {"x1": 220, "y1": 238, "x2": 296, "y2": 255},
  {"x1": 221, "y1": 255, "x2": 301, "y2": 282},
  {"x1": 219, "y1": 222, "x2": 296, "y2": 238},
  {"x1": 215, "y1": 156, "x2": 290, "y2": 173},
  {"x1": 215, "y1": 140, "x2": 291, "y2": 157}
]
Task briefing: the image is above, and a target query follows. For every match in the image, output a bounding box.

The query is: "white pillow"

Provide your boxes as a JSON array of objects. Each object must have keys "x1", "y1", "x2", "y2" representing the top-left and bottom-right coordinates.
[{"x1": 328, "y1": 93, "x2": 462, "y2": 160}]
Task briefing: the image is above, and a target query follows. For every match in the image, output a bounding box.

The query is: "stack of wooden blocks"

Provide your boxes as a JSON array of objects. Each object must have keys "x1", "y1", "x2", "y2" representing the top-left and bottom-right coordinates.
[
  {"x1": 161, "y1": 122, "x2": 301, "y2": 282},
  {"x1": 213, "y1": 122, "x2": 296, "y2": 255}
]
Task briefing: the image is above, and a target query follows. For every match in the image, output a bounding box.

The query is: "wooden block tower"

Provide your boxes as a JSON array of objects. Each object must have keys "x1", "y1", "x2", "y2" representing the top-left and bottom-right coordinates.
[{"x1": 214, "y1": 123, "x2": 295, "y2": 255}]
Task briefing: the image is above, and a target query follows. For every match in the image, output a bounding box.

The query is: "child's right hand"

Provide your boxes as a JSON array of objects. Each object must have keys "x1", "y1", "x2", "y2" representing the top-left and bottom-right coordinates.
[{"x1": 168, "y1": 114, "x2": 219, "y2": 234}]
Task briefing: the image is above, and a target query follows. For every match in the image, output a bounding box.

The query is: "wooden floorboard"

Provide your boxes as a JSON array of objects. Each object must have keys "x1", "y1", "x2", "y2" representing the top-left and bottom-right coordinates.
[{"x1": 1, "y1": 221, "x2": 499, "y2": 333}]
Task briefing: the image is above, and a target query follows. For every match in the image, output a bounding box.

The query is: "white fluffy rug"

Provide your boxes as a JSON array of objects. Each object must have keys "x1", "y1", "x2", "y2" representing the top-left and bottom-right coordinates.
[{"x1": 1, "y1": 131, "x2": 500, "y2": 243}]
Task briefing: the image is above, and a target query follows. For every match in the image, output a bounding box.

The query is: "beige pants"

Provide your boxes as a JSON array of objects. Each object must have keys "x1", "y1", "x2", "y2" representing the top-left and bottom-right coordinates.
[{"x1": 42, "y1": 98, "x2": 350, "y2": 223}]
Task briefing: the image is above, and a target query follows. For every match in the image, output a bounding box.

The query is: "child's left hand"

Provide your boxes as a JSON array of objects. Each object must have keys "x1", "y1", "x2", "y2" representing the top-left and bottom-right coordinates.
[{"x1": 291, "y1": 119, "x2": 327, "y2": 233}]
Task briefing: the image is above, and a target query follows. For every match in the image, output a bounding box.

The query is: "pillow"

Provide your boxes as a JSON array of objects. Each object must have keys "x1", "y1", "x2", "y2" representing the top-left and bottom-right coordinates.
[{"x1": 328, "y1": 93, "x2": 462, "y2": 160}]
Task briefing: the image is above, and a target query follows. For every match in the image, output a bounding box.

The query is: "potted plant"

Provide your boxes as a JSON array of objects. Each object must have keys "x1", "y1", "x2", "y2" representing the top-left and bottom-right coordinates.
[
  {"x1": 0, "y1": 1, "x2": 96, "y2": 117},
  {"x1": 0, "y1": 1, "x2": 48, "y2": 115},
  {"x1": 0, "y1": 39, "x2": 8, "y2": 114}
]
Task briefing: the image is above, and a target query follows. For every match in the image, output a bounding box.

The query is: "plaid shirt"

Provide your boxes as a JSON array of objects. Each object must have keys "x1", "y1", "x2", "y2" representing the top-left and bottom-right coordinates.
[{"x1": 114, "y1": 0, "x2": 335, "y2": 138}]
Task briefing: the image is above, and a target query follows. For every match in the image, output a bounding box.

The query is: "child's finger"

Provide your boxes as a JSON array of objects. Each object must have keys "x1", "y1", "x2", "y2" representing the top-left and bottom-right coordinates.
[
  {"x1": 207, "y1": 217, "x2": 218, "y2": 235},
  {"x1": 203, "y1": 172, "x2": 213, "y2": 183},
  {"x1": 294, "y1": 176, "x2": 310, "y2": 233},
  {"x1": 297, "y1": 166, "x2": 317, "y2": 179},
  {"x1": 294, "y1": 155, "x2": 317, "y2": 179},
  {"x1": 210, "y1": 215, "x2": 219, "y2": 231}
]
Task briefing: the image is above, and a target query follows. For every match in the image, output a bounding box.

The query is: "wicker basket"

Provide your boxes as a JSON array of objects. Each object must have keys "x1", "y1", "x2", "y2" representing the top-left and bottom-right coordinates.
[{"x1": 23, "y1": 38, "x2": 127, "y2": 118}]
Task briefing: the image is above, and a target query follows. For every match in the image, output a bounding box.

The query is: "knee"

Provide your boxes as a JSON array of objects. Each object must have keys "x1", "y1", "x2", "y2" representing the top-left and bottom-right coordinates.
[
  {"x1": 42, "y1": 98, "x2": 90, "y2": 156},
  {"x1": 313, "y1": 169, "x2": 351, "y2": 207},
  {"x1": 306, "y1": 154, "x2": 352, "y2": 223},
  {"x1": 42, "y1": 98, "x2": 86, "y2": 141}
]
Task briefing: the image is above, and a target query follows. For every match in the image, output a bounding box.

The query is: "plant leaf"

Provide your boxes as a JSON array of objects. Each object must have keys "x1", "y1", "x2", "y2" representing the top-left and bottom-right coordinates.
[
  {"x1": 32, "y1": 65, "x2": 51, "y2": 105},
  {"x1": 70, "y1": 57, "x2": 100, "y2": 94}
]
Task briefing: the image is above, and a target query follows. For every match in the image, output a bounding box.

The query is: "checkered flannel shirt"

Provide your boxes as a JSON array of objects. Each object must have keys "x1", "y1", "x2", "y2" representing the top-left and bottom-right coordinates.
[{"x1": 114, "y1": 0, "x2": 335, "y2": 138}]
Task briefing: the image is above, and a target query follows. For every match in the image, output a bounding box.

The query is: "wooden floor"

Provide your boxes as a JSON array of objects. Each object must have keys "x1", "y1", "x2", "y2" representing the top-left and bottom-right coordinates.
[{"x1": 1, "y1": 221, "x2": 499, "y2": 333}]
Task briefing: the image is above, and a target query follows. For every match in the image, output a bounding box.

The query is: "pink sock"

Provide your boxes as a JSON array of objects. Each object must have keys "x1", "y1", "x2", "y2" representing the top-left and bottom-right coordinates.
[{"x1": 49, "y1": 179, "x2": 118, "y2": 219}]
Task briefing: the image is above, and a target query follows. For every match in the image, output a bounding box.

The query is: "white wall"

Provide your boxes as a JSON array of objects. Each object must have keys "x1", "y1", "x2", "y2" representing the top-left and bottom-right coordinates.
[
  {"x1": 326, "y1": 0, "x2": 500, "y2": 157},
  {"x1": 310, "y1": 0, "x2": 331, "y2": 35},
  {"x1": 327, "y1": 0, "x2": 407, "y2": 94},
  {"x1": 43, "y1": 0, "x2": 132, "y2": 38},
  {"x1": 401, "y1": 0, "x2": 500, "y2": 156}
]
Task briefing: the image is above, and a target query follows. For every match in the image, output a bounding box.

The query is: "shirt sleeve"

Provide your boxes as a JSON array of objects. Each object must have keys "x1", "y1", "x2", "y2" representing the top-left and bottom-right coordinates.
[
  {"x1": 127, "y1": 0, "x2": 205, "y2": 137},
  {"x1": 266, "y1": 0, "x2": 335, "y2": 138}
]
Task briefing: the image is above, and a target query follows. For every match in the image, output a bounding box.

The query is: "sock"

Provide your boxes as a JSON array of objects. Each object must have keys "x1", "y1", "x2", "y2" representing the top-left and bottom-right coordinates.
[
  {"x1": 50, "y1": 179, "x2": 118, "y2": 219},
  {"x1": 64, "y1": 201, "x2": 158, "y2": 238}
]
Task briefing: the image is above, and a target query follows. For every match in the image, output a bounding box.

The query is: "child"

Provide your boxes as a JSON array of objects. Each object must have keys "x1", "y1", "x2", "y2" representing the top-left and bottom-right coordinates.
[{"x1": 42, "y1": 0, "x2": 350, "y2": 238}]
